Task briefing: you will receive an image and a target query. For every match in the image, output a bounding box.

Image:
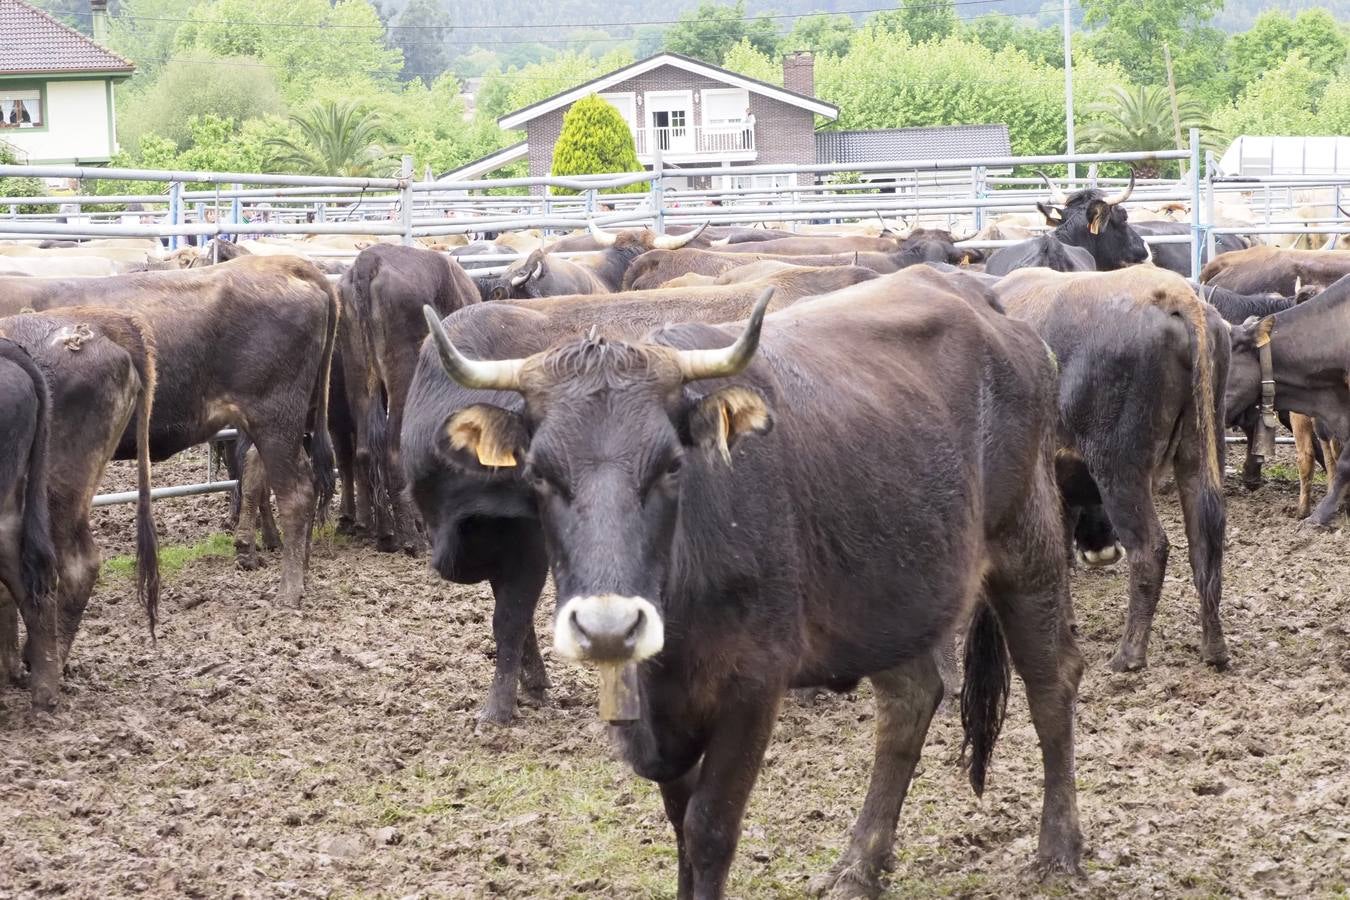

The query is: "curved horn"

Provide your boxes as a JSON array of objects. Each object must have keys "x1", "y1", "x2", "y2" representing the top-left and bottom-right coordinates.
[
  {"x1": 1295, "y1": 276, "x2": 1303, "y2": 294},
  {"x1": 1102, "y1": 170, "x2": 1136, "y2": 207},
  {"x1": 1036, "y1": 170, "x2": 1068, "y2": 206},
  {"x1": 654, "y1": 221, "x2": 709, "y2": 250},
  {"x1": 423, "y1": 305, "x2": 525, "y2": 391},
  {"x1": 508, "y1": 261, "x2": 533, "y2": 287},
  {"x1": 875, "y1": 210, "x2": 891, "y2": 234},
  {"x1": 587, "y1": 219, "x2": 618, "y2": 247},
  {"x1": 674, "y1": 288, "x2": 773, "y2": 383}
]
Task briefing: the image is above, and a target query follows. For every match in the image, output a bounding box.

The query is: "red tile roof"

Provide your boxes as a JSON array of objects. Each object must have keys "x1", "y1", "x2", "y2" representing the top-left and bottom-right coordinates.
[{"x1": 0, "y1": 0, "x2": 133, "y2": 75}]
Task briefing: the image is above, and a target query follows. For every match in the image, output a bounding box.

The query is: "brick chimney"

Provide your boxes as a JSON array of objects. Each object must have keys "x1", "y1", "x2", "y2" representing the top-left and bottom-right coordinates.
[
  {"x1": 90, "y1": 0, "x2": 109, "y2": 44},
  {"x1": 782, "y1": 51, "x2": 815, "y2": 97}
]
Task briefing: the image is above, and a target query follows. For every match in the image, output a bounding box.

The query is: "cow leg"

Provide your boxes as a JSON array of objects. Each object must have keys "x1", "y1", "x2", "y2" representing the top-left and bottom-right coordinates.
[
  {"x1": 481, "y1": 529, "x2": 548, "y2": 724},
  {"x1": 1292, "y1": 412, "x2": 1318, "y2": 519},
  {"x1": 679, "y1": 693, "x2": 780, "y2": 898},
  {"x1": 1, "y1": 570, "x2": 60, "y2": 710},
  {"x1": 233, "y1": 446, "x2": 265, "y2": 571},
  {"x1": 0, "y1": 576, "x2": 21, "y2": 686},
  {"x1": 1099, "y1": 475, "x2": 1169, "y2": 672},
  {"x1": 52, "y1": 523, "x2": 101, "y2": 672},
  {"x1": 1308, "y1": 440, "x2": 1350, "y2": 527},
  {"x1": 382, "y1": 368, "x2": 425, "y2": 557},
  {"x1": 518, "y1": 625, "x2": 550, "y2": 706},
  {"x1": 254, "y1": 435, "x2": 315, "y2": 607},
  {"x1": 808, "y1": 654, "x2": 942, "y2": 899},
  {"x1": 259, "y1": 485, "x2": 282, "y2": 552}
]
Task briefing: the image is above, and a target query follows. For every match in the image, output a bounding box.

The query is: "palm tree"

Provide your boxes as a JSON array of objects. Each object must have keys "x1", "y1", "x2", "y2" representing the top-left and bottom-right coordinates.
[
  {"x1": 265, "y1": 99, "x2": 397, "y2": 178},
  {"x1": 1079, "y1": 85, "x2": 1210, "y2": 179}
]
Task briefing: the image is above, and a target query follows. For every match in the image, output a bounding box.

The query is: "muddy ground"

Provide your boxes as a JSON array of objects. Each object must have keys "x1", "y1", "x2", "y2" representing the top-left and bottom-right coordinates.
[{"x1": 1, "y1": 448, "x2": 1348, "y2": 899}]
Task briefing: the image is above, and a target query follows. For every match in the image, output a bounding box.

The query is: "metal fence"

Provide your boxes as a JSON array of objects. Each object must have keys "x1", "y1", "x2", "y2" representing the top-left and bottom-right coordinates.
[{"x1": 1, "y1": 130, "x2": 1342, "y2": 507}]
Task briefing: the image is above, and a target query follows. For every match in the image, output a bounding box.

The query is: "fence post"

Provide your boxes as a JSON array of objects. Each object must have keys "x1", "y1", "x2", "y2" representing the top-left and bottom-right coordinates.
[
  {"x1": 1204, "y1": 150, "x2": 1217, "y2": 264},
  {"x1": 400, "y1": 154, "x2": 414, "y2": 247},
  {"x1": 651, "y1": 143, "x2": 664, "y2": 235},
  {"x1": 230, "y1": 182, "x2": 241, "y2": 236},
  {"x1": 168, "y1": 180, "x2": 182, "y2": 250},
  {"x1": 1189, "y1": 128, "x2": 1202, "y2": 281},
  {"x1": 972, "y1": 166, "x2": 986, "y2": 231}
]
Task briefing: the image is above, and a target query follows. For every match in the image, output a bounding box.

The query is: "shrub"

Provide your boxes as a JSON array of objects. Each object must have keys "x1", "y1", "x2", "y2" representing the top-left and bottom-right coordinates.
[{"x1": 549, "y1": 95, "x2": 648, "y2": 196}]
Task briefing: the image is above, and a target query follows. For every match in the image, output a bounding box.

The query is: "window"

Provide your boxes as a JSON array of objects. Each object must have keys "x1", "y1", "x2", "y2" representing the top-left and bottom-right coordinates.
[{"x1": 0, "y1": 87, "x2": 42, "y2": 128}]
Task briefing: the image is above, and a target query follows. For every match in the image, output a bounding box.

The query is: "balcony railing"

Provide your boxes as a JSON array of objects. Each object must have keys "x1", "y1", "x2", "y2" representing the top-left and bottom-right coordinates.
[{"x1": 634, "y1": 124, "x2": 755, "y2": 157}]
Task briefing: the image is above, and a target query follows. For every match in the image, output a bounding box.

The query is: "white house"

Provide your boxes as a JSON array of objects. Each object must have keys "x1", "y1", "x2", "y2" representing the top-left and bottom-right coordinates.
[{"x1": 0, "y1": 0, "x2": 133, "y2": 164}]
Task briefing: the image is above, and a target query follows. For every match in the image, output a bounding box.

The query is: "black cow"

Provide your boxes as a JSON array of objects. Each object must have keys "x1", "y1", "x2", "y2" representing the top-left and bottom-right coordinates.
[
  {"x1": 340, "y1": 244, "x2": 480, "y2": 553},
  {"x1": 997, "y1": 266, "x2": 1230, "y2": 672},
  {"x1": 421, "y1": 267, "x2": 1082, "y2": 897},
  {"x1": 1201, "y1": 245, "x2": 1350, "y2": 294},
  {"x1": 1035, "y1": 171, "x2": 1149, "y2": 270},
  {"x1": 985, "y1": 235, "x2": 1096, "y2": 276},
  {"x1": 1134, "y1": 222, "x2": 1248, "y2": 278},
  {"x1": 1226, "y1": 275, "x2": 1350, "y2": 527},
  {"x1": 0, "y1": 338, "x2": 59, "y2": 709}
]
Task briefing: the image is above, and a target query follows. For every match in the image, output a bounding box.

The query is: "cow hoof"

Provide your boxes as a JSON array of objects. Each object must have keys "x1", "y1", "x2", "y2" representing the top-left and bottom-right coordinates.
[
  {"x1": 476, "y1": 704, "x2": 515, "y2": 728},
  {"x1": 375, "y1": 534, "x2": 399, "y2": 554},
  {"x1": 1202, "y1": 644, "x2": 1231, "y2": 671},
  {"x1": 1032, "y1": 853, "x2": 1083, "y2": 881},
  {"x1": 807, "y1": 859, "x2": 884, "y2": 899},
  {"x1": 1299, "y1": 517, "x2": 1336, "y2": 533},
  {"x1": 336, "y1": 517, "x2": 357, "y2": 536},
  {"x1": 262, "y1": 537, "x2": 283, "y2": 552},
  {"x1": 1108, "y1": 650, "x2": 1146, "y2": 673},
  {"x1": 275, "y1": 588, "x2": 303, "y2": 609},
  {"x1": 235, "y1": 554, "x2": 264, "y2": 572},
  {"x1": 1076, "y1": 543, "x2": 1125, "y2": 568},
  {"x1": 30, "y1": 685, "x2": 58, "y2": 713}
]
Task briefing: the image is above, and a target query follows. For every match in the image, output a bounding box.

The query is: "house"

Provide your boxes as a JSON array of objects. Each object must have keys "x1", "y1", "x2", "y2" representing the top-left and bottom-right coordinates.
[
  {"x1": 446, "y1": 51, "x2": 838, "y2": 193},
  {"x1": 0, "y1": 0, "x2": 133, "y2": 164},
  {"x1": 442, "y1": 51, "x2": 1015, "y2": 200},
  {"x1": 1217, "y1": 135, "x2": 1350, "y2": 177}
]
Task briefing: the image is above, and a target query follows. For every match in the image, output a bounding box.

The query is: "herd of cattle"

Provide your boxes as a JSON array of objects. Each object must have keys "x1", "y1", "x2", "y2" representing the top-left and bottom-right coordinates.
[{"x1": 2, "y1": 171, "x2": 1349, "y2": 898}]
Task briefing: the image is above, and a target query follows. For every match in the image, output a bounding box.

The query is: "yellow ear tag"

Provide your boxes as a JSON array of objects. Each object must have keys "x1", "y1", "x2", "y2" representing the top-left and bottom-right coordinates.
[
  {"x1": 448, "y1": 416, "x2": 518, "y2": 468},
  {"x1": 476, "y1": 444, "x2": 517, "y2": 468},
  {"x1": 1088, "y1": 218, "x2": 1102, "y2": 236},
  {"x1": 715, "y1": 401, "x2": 732, "y2": 464}
]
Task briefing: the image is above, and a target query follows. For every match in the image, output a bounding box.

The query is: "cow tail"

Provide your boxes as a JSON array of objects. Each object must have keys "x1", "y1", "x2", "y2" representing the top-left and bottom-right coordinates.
[
  {"x1": 960, "y1": 601, "x2": 1010, "y2": 798},
  {"x1": 1, "y1": 341, "x2": 59, "y2": 608},
  {"x1": 1180, "y1": 302, "x2": 1226, "y2": 611},
  {"x1": 308, "y1": 278, "x2": 339, "y2": 523},
  {"x1": 123, "y1": 316, "x2": 161, "y2": 639},
  {"x1": 366, "y1": 387, "x2": 391, "y2": 519}
]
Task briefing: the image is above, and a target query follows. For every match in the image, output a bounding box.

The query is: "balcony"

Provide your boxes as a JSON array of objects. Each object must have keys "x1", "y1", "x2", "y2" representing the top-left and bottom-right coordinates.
[{"x1": 633, "y1": 124, "x2": 757, "y2": 162}]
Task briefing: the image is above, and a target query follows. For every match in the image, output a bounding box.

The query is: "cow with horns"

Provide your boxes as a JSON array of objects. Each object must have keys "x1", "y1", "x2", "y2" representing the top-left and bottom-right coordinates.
[
  {"x1": 484, "y1": 222, "x2": 710, "y2": 300},
  {"x1": 1034, "y1": 171, "x2": 1149, "y2": 271},
  {"x1": 418, "y1": 268, "x2": 1083, "y2": 898}
]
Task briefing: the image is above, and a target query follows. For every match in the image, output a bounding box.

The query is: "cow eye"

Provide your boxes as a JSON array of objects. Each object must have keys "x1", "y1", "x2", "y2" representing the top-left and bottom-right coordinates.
[{"x1": 665, "y1": 456, "x2": 684, "y2": 477}]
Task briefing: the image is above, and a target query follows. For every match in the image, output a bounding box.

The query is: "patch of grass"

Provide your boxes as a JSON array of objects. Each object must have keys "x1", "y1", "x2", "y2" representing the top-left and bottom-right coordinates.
[
  {"x1": 1264, "y1": 462, "x2": 1327, "y2": 485},
  {"x1": 101, "y1": 532, "x2": 235, "y2": 580}
]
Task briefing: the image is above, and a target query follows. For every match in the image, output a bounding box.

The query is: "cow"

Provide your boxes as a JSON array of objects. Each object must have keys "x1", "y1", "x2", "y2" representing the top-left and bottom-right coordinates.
[
  {"x1": 419, "y1": 267, "x2": 1083, "y2": 897},
  {"x1": 985, "y1": 235, "x2": 1096, "y2": 276},
  {"x1": 1132, "y1": 222, "x2": 1249, "y2": 278},
  {"x1": 1200, "y1": 245, "x2": 1350, "y2": 295},
  {"x1": 712, "y1": 227, "x2": 979, "y2": 265},
  {"x1": 544, "y1": 221, "x2": 714, "y2": 254},
  {"x1": 623, "y1": 247, "x2": 894, "y2": 290},
  {"x1": 484, "y1": 223, "x2": 709, "y2": 300},
  {"x1": 1226, "y1": 275, "x2": 1350, "y2": 528},
  {"x1": 401, "y1": 273, "x2": 867, "y2": 724},
  {"x1": 996, "y1": 266, "x2": 1230, "y2": 672},
  {"x1": 0, "y1": 256, "x2": 336, "y2": 606},
  {"x1": 0, "y1": 309, "x2": 159, "y2": 709},
  {"x1": 340, "y1": 244, "x2": 480, "y2": 553},
  {"x1": 0, "y1": 338, "x2": 59, "y2": 709},
  {"x1": 1035, "y1": 171, "x2": 1149, "y2": 270}
]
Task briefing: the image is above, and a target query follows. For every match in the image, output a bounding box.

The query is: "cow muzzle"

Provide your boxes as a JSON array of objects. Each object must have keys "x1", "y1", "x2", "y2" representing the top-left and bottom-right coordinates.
[
  {"x1": 554, "y1": 594, "x2": 664, "y2": 663},
  {"x1": 1077, "y1": 542, "x2": 1126, "y2": 568}
]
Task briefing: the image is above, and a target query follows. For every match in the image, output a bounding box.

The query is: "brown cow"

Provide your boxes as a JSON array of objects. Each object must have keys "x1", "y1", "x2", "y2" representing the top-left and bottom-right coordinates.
[
  {"x1": 0, "y1": 256, "x2": 336, "y2": 605},
  {"x1": 1200, "y1": 246, "x2": 1350, "y2": 295},
  {"x1": 0, "y1": 309, "x2": 159, "y2": 708}
]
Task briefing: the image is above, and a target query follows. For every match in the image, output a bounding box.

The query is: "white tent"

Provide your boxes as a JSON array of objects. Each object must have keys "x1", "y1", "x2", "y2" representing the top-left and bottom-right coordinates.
[{"x1": 1217, "y1": 136, "x2": 1350, "y2": 177}]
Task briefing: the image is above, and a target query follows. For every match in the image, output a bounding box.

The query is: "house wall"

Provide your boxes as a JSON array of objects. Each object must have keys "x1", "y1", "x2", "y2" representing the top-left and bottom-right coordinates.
[
  {"x1": 523, "y1": 64, "x2": 817, "y2": 191},
  {"x1": 2, "y1": 78, "x2": 116, "y2": 164}
]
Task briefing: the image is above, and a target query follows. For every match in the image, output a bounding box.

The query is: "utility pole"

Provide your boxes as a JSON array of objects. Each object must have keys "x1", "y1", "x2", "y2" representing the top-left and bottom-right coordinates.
[
  {"x1": 1163, "y1": 42, "x2": 1186, "y2": 177},
  {"x1": 1063, "y1": 0, "x2": 1075, "y2": 183}
]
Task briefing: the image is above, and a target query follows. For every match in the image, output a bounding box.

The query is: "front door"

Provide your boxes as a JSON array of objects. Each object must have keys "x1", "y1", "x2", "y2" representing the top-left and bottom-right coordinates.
[{"x1": 647, "y1": 92, "x2": 693, "y2": 154}]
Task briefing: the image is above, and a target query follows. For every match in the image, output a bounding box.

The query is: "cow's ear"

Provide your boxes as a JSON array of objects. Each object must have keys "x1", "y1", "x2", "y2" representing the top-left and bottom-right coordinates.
[
  {"x1": 1036, "y1": 202, "x2": 1063, "y2": 226},
  {"x1": 1086, "y1": 200, "x2": 1112, "y2": 236},
  {"x1": 437, "y1": 404, "x2": 527, "y2": 471},
  {"x1": 684, "y1": 386, "x2": 773, "y2": 464}
]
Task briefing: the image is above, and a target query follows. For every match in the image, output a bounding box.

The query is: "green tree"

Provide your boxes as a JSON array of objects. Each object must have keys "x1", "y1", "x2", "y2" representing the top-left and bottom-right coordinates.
[
  {"x1": 963, "y1": 16, "x2": 1062, "y2": 68},
  {"x1": 1224, "y1": 10, "x2": 1349, "y2": 101},
  {"x1": 1079, "y1": 0, "x2": 1223, "y2": 85},
  {"x1": 1214, "y1": 52, "x2": 1328, "y2": 138},
  {"x1": 784, "y1": 14, "x2": 854, "y2": 57},
  {"x1": 875, "y1": 0, "x2": 958, "y2": 44},
  {"x1": 116, "y1": 54, "x2": 287, "y2": 154},
  {"x1": 390, "y1": 0, "x2": 452, "y2": 81},
  {"x1": 550, "y1": 95, "x2": 647, "y2": 195},
  {"x1": 490, "y1": 49, "x2": 636, "y2": 121},
  {"x1": 664, "y1": 1, "x2": 778, "y2": 65},
  {"x1": 1319, "y1": 79, "x2": 1350, "y2": 134},
  {"x1": 264, "y1": 99, "x2": 397, "y2": 177},
  {"x1": 1078, "y1": 85, "x2": 1211, "y2": 177},
  {"x1": 722, "y1": 38, "x2": 781, "y2": 84}
]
